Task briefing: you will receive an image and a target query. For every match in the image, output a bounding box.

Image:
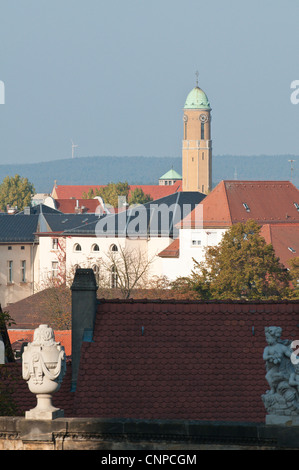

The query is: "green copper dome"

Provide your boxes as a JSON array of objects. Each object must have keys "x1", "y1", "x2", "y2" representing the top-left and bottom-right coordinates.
[
  {"x1": 160, "y1": 168, "x2": 182, "y2": 180},
  {"x1": 184, "y1": 86, "x2": 211, "y2": 110}
]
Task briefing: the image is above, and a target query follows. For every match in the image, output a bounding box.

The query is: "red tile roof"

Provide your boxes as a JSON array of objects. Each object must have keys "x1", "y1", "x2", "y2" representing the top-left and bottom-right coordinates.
[
  {"x1": 51, "y1": 182, "x2": 182, "y2": 203},
  {"x1": 2, "y1": 299, "x2": 299, "y2": 421},
  {"x1": 158, "y1": 239, "x2": 179, "y2": 258},
  {"x1": 181, "y1": 180, "x2": 299, "y2": 228},
  {"x1": 8, "y1": 330, "x2": 72, "y2": 357},
  {"x1": 54, "y1": 199, "x2": 101, "y2": 214},
  {"x1": 260, "y1": 223, "x2": 299, "y2": 268},
  {"x1": 72, "y1": 299, "x2": 299, "y2": 422}
]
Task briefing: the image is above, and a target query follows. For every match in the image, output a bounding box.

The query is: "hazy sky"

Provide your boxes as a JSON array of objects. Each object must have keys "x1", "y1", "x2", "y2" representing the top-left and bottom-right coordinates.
[{"x1": 1, "y1": 0, "x2": 299, "y2": 164}]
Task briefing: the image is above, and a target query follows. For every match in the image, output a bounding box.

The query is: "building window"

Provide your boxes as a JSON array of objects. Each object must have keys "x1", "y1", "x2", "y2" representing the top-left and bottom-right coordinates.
[
  {"x1": 8, "y1": 246, "x2": 12, "y2": 251},
  {"x1": 202, "y1": 152, "x2": 204, "y2": 160},
  {"x1": 110, "y1": 244, "x2": 118, "y2": 252},
  {"x1": 52, "y1": 238, "x2": 58, "y2": 250},
  {"x1": 111, "y1": 265, "x2": 118, "y2": 288},
  {"x1": 74, "y1": 243, "x2": 82, "y2": 252},
  {"x1": 7, "y1": 261, "x2": 13, "y2": 283},
  {"x1": 21, "y1": 246, "x2": 25, "y2": 250},
  {"x1": 92, "y1": 244, "x2": 100, "y2": 252},
  {"x1": 21, "y1": 260, "x2": 26, "y2": 282},
  {"x1": 192, "y1": 240, "x2": 201, "y2": 246},
  {"x1": 201, "y1": 122, "x2": 205, "y2": 140},
  {"x1": 52, "y1": 261, "x2": 58, "y2": 278}
]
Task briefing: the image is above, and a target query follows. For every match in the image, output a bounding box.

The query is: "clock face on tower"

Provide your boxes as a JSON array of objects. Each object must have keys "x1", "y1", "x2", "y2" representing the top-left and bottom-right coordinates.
[
  {"x1": 199, "y1": 114, "x2": 208, "y2": 123},
  {"x1": 183, "y1": 114, "x2": 188, "y2": 122}
]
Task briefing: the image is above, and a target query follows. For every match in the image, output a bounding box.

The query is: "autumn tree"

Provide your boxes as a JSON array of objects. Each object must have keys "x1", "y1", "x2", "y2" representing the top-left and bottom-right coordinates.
[
  {"x1": 128, "y1": 187, "x2": 153, "y2": 205},
  {"x1": 96, "y1": 182, "x2": 130, "y2": 208},
  {"x1": 0, "y1": 174, "x2": 35, "y2": 211},
  {"x1": 180, "y1": 220, "x2": 291, "y2": 300},
  {"x1": 289, "y1": 256, "x2": 299, "y2": 298}
]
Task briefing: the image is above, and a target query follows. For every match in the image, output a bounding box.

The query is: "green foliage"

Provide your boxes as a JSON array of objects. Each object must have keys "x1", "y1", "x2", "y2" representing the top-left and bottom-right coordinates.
[
  {"x1": 128, "y1": 187, "x2": 153, "y2": 205},
  {"x1": 83, "y1": 183, "x2": 153, "y2": 207},
  {"x1": 83, "y1": 182, "x2": 131, "y2": 207},
  {"x1": 182, "y1": 220, "x2": 291, "y2": 300},
  {"x1": 0, "y1": 174, "x2": 35, "y2": 211}
]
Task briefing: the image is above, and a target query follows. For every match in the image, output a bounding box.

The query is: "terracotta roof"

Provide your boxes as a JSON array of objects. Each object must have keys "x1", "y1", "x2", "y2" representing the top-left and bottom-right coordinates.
[
  {"x1": 54, "y1": 199, "x2": 101, "y2": 214},
  {"x1": 181, "y1": 180, "x2": 299, "y2": 228},
  {"x1": 260, "y1": 223, "x2": 299, "y2": 268},
  {"x1": 8, "y1": 330, "x2": 72, "y2": 357},
  {"x1": 51, "y1": 182, "x2": 182, "y2": 203},
  {"x1": 72, "y1": 299, "x2": 299, "y2": 422},
  {"x1": 158, "y1": 239, "x2": 179, "y2": 258}
]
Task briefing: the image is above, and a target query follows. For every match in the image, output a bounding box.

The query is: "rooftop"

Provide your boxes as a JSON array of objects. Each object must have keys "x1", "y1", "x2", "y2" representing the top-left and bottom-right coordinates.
[
  {"x1": 181, "y1": 180, "x2": 299, "y2": 228},
  {"x1": 184, "y1": 86, "x2": 211, "y2": 110}
]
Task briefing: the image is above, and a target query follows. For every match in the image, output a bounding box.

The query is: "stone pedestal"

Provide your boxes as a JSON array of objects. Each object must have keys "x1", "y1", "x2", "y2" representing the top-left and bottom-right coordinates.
[
  {"x1": 265, "y1": 415, "x2": 293, "y2": 426},
  {"x1": 25, "y1": 394, "x2": 64, "y2": 420}
]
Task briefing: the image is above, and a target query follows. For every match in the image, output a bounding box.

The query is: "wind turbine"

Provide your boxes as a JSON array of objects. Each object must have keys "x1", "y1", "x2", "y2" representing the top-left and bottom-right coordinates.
[{"x1": 71, "y1": 140, "x2": 78, "y2": 159}]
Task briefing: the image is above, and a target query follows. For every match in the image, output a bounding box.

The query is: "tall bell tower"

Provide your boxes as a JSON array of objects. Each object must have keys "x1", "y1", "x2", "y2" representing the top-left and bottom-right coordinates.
[{"x1": 182, "y1": 77, "x2": 212, "y2": 194}]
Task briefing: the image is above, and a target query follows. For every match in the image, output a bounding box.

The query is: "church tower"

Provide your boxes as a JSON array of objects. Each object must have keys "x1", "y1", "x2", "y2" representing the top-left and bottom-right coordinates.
[{"x1": 182, "y1": 80, "x2": 212, "y2": 194}]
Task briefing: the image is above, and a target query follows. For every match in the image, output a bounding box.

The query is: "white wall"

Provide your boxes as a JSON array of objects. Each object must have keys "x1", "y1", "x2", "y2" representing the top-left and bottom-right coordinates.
[{"x1": 160, "y1": 228, "x2": 227, "y2": 281}]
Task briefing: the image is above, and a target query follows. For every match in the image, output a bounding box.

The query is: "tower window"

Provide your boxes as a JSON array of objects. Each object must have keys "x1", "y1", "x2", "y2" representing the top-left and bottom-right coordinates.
[
  {"x1": 202, "y1": 152, "x2": 204, "y2": 160},
  {"x1": 201, "y1": 122, "x2": 205, "y2": 140}
]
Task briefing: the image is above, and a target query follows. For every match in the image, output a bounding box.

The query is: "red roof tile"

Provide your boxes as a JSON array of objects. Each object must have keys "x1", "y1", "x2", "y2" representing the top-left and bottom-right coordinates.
[
  {"x1": 72, "y1": 299, "x2": 299, "y2": 422},
  {"x1": 260, "y1": 223, "x2": 299, "y2": 268},
  {"x1": 158, "y1": 239, "x2": 179, "y2": 258},
  {"x1": 182, "y1": 180, "x2": 299, "y2": 228},
  {"x1": 8, "y1": 330, "x2": 72, "y2": 356},
  {"x1": 52, "y1": 182, "x2": 182, "y2": 203},
  {"x1": 54, "y1": 199, "x2": 101, "y2": 214}
]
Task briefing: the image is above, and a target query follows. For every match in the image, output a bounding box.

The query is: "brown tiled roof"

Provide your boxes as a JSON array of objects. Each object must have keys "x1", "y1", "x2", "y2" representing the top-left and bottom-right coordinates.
[
  {"x1": 0, "y1": 360, "x2": 73, "y2": 417},
  {"x1": 181, "y1": 180, "x2": 299, "y2": 228},
  {"x1": 260, "y1": 223, "x2": 299, "y2": 268},
  {"x1": 72, "y1": 299, "x2": 299, "y2": 422},
  {"x1": 54, "y1": 199, "x2": 101, "y2": 214},
  {"x1": 4, "y1": 288, "x2": 71, "y2": 329}
]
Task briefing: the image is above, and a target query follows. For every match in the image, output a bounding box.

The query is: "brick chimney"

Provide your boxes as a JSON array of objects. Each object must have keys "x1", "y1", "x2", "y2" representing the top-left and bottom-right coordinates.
[{"x1": 70, "y1": 268, "x2": 98, "y2": 391}]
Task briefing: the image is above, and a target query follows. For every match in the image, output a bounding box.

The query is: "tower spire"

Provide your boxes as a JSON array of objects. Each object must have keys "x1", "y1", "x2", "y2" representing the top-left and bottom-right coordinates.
[{"x1": 195, "y1": 70, "x2": 199, "y2": 87}]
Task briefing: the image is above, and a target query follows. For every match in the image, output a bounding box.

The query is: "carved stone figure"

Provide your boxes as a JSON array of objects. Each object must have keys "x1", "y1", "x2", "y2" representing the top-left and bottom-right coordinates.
[
  {"x1": 22, "y1": 324, "x2": 66, "y2": 419},
  {"x1": 262, "y1": 326, "x2": 299, "y2": 423}
]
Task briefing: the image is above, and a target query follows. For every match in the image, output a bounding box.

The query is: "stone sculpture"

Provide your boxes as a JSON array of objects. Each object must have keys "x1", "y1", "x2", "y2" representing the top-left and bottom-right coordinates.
[
  {"x1": 22, "y1": 324, "x2": 66, "y2": 419},
  {"x1": 262, "y1": 326, "x2": 299, "y2": 424}
]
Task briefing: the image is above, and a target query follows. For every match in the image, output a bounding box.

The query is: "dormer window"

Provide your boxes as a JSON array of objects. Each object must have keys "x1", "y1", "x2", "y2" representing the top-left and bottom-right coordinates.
[
  {"x1": 288, "y1": 247, "x2": 296, "y2": 253},
  {"x1": 243, "y1": 203, "x2": 250, "y2": 212},
  {"x1": 294, "y1": 202, "x2": 299, "y2": 211}
]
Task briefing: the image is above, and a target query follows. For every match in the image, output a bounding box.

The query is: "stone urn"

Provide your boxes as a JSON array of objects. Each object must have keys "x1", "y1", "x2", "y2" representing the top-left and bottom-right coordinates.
[{"x1": 22, "y1": 324, "x2": 66, "y2": 419}]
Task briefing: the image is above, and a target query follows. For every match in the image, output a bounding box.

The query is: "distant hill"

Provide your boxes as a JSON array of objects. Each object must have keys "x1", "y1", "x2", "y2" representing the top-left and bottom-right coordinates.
[{"x1": 0, "y1": 154, "x2": 297, "y2": 193}]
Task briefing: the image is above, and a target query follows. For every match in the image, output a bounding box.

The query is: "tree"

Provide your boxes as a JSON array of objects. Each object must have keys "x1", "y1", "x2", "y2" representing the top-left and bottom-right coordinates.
[
  {"x1": 96, "y1": 182, "x2": 130, "y2": 208},
  {"x1": 183, "y1": 220, "x2": 291, "y2": 300},
  {"x1": 100, "y1": 243, "x2": 155, "y2": 299},
  {"x1": 128, "y1": 187, "x2": 153, "y2": 205},
  {"x1": 289, "y1": 257, "x2": 299, "y2": 298},
  {"x1": 0, "y1": 174, "x2": 35, "y2": 211}
]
